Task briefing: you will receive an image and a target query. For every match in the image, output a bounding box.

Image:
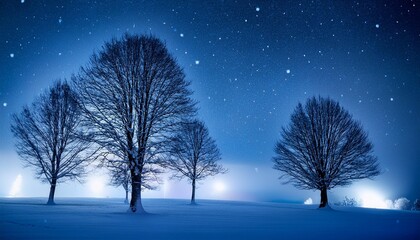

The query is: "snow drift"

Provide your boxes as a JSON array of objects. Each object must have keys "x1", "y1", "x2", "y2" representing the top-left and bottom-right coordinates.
[{"x1": 0, "y1": 198, "x2": 419, "y2": 239}]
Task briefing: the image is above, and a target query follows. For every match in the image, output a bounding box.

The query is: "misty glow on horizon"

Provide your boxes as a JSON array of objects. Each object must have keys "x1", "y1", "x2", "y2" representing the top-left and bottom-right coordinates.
[
  {"x1": 7, "y1": 173, "x2": 399, "y2": 210},
  {"x1": 8, "y1": 174, "x2": 22, "y2": 197}
]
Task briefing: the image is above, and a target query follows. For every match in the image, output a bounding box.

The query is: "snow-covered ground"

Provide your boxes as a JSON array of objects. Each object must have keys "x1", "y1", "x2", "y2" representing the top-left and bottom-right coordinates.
[{"x1": 0, "y1": 198, "x2": 419, "y2": 239}]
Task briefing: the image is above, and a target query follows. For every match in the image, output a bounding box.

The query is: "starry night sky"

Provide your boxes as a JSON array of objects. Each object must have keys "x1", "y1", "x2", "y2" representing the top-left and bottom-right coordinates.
[{"x1": 0, "y1": 1, "x2": 419, "y2": 203}]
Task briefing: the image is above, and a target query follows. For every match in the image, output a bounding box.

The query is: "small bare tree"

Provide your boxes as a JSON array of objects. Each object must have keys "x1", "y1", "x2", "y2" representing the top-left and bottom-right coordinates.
[
  {"x1": 105, "y1": 154, "x2": 162, "y2": 204},
  {"x1": 164, "y1": 120, "x2": 226, "y2": 204},
  {"x1": 273, "y1": 96, "x2": 380, "y2": 208},
  {"x1": 74, "y1": 34, "x2": 195, "y2": 213},
  {"x1": 106, "y1": 159, "x2": 131, "y2": 204},
  {"x1": 11, "y1": 80, "x2": 96, "y2": 205}
]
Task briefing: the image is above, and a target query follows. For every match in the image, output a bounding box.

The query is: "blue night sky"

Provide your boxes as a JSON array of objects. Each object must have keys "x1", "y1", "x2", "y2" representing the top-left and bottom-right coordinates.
[{"x1": 0, "y1": 1, "x2": 419, "y2": 204}]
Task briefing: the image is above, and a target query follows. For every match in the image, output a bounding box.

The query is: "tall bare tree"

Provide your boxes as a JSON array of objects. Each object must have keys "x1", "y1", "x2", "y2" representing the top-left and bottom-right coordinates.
[
  {"x1": 164, "y1": 120, "x2": 226, "y2": 204},
  {"x1": 11, "y1": 80, "x2": 95, "y2": 205},
  {"x1": 273, "y1": 96, "x2": 380, "y2": 208},
  {"x1": 74, "y1": 34, "x2": 196, "y2": 213}
]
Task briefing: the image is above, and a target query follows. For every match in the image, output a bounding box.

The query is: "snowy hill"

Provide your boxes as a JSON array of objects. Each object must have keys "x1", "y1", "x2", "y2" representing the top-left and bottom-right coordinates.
[{"x1": 0, "y1": 198, "x2": 419, "y2": 239}]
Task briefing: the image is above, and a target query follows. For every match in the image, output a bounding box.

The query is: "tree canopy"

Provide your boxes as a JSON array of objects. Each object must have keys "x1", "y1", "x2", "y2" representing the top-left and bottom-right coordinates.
[
  {"x1": 273, "y1": 96, "x2": 380, "y2": 208},
  {"x1": 74, "y1": 34, "x2": 196, "y2": 213}
]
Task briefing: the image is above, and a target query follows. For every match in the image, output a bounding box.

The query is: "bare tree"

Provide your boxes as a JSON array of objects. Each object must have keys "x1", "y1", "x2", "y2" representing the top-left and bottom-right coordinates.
[
  {"x1": 74, "y1": 34, "x2": 196, "y2": 213},
  {"x1": 106, "y1": 158, "x2": 131, "y2": 204},
  {"x1": 105, "y1": 153, "x2": 162, "y2": 204},
  {"x1": 273, "y1": 96, "x2": 380, "y2": 208},
  {"x1": 11, "y1": 80, "x2": 95, "y2": 205},
  {"x1": 164, "y1": 120, "x2": 226, "y2": 204}
]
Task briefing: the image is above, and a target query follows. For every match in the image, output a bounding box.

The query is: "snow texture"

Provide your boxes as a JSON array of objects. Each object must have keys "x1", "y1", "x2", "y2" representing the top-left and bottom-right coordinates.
[{"x1": 0, "y1": 198, "x2": 419, "y2": 239}]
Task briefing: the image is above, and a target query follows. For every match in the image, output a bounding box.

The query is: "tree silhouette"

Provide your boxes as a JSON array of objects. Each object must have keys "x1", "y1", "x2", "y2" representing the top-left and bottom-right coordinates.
[
  {"x1": 105, "y1": 157, "x2": 131, "y2": 204},
  {"x1": 273, "y1": 96, "x2": 380, "y2": 208},
  {"x1": 163, "y1": 120, "x2": 226, "y2": 204},
  {"x1": 74, "y1": 34, "x2": 196, "y2": 213},
  {"x1": 104, "y1": 153, "x2": 163, "y2": 204},
  {"x1": 11, "y1": 80, "x2": 96, "y2": 205}
]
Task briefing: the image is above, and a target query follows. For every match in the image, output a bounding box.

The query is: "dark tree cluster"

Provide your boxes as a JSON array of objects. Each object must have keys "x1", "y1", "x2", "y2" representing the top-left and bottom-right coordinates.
[
  {"x1": 12, "y1": 34, "x2": 225, "y2": 210},
  {"x1": 11, "y1": 34, "x2": 381, "y2": 212}
]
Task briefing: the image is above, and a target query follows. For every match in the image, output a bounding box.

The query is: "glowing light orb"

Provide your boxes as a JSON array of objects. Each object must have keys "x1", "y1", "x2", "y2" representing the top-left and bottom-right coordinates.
[
  {"x1": 9, "y1": 174, "x2": 22, "y2": 197},
  {"x1": 213, "y1": 181, "x2": 226, "y2": 193},
  {"x1": 88, "y1": 177, "x2": 105, "y2": 197},
  {"x1": 163, "y1": 179, "x2": 169, "y2": 198},
  {"x1": 358, "y1": 188, "x2": 389, "y2": 209}
]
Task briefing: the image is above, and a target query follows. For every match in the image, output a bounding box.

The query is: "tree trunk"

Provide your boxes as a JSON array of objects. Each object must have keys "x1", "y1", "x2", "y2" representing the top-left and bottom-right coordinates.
[
  {"x1": 124, "y1": 190, "x2": 129, "y2": 204},
  {"x1": 319, "y1": 187, "x2": 328, "y2": 208},
  {"x1": 129, "y1": 174, "x2": 146, "y2": 213},
  {"x1": 191, "y1": 178, "x2": 196, "y2": 205},
  {"x1": 47, "y1": 178, "x2": 57, "y2": 205}
]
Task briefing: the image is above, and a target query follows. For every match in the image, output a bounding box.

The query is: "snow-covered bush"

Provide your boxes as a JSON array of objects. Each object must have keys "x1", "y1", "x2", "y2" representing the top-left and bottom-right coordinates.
[
  {"x1": 393, "y1": 198, "x2": 410, "y2": 210},
  {"x1": 334, "y1": 196, "x2": 360, "y2": 207},
  {"x1": 304, "y1": 198, "x2": 313, "y2": 205},
  {"x1": 385, "y1": 197, "x2": 411, "y2": 210}
]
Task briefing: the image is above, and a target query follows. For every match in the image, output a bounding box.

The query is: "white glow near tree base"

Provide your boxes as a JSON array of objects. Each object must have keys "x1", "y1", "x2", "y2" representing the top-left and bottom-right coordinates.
[
  {"x1": 9, "y1": 174, "x2": 22, "y2": 197},
  {"x1": 358, "y1": 188, "x2": 390, "y2": 209},
  {"x1": 304, "y1": 198, "x2": 313, "y2": 205}
]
